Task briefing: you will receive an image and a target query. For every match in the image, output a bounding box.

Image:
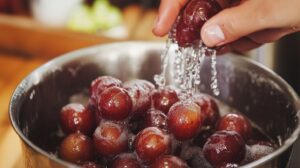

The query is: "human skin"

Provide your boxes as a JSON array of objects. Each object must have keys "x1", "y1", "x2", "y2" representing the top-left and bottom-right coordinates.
[{"x1": 152, "y1": 0, "x2": 300, "y2": 53}]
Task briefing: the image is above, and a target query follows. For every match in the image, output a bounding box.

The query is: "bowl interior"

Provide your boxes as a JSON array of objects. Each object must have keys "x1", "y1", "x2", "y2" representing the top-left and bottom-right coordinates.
[{"x1": 10, "y1": 42, "x2": 300, "y2": 167}]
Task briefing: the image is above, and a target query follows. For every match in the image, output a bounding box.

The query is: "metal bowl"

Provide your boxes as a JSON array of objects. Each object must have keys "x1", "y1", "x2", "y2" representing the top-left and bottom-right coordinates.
[{"x1": 9, "y1": 42, "x2": 300, "y2": 168}]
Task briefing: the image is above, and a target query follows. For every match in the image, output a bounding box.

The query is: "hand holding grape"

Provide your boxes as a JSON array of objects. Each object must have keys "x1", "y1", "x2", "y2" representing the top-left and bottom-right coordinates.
[{"x1": 153, "y1": 0, "x2": 300, "y2": 53}]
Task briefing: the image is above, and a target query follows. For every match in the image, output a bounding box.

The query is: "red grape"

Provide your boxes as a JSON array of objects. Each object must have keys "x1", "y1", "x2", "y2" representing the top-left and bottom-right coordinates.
[
  {"x1": 174, "y1": 0, "x2": 221, "y2": 47},
  {"x1": 194, "y1": 94, "x2": 220, "y2": 127},
  {"x1": 151, "y1": 87, "x2": 180, "y2": 114},
  {"x1": 59, "y1": 132, "x2": 93, "y2": 163},
  {"x1": 183, "y1": 0, "x2": 221, "y2": 29},
  {"x1": 124, "y1": 79, "x2": 155, "y2": 115},
  {"x1": 134, "y1": 127, "x2": 171, "y2": 164},
  {"x1": 150, "y1": 155, "x2": 189, "y2": 168},
  {"x1": 216, "y1": 113, "x2": 252, "y2": 140},
  {"x1": 60, "y1": 103, "x2": 96, "y2": 135},
  {"x1": 90, "y1": 76, "x2": 122, "y2": 107},
  {"x1": 203, "y1": 130, "x2": 246, "y2": 167},
  {"x1": 175, "y1": 19, "x2": 200, "y2": 47},
  {"x1": 98, "y1": 86, "x2": 132, "y2": 121},
  {"x1": 168, "y1": 101, "x2": 202, "y2": 140},
  {"x1": 111, "y1": 153, "x2": 141, "y2": 168},
  {"x1": 93, "y1": 121, "x2": 128, "y2": 157}
]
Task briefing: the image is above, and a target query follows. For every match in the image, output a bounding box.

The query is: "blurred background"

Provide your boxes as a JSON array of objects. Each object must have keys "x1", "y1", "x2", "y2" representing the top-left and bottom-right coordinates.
[
  {"x1": 0, "y1": 0, "x2": 162, "y2": 167},
  {"x1": 0, "y1": 0, "x2": 299, "y2": 167}
]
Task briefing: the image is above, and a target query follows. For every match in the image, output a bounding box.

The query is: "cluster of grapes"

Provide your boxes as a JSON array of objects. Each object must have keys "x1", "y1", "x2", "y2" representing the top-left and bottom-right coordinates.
[{"x1": 57, "y1": 76, "x2": 276, "y2": 168}]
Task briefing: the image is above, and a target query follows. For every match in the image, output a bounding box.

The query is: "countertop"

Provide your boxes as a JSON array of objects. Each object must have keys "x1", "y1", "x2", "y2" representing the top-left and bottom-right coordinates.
[{"x1": 0, "y1": 53, "x2": 44, "y2": 167}]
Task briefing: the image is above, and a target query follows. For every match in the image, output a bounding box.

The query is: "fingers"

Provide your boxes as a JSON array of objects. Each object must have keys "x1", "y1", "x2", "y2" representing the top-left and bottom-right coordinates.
[
  {"x1": 248, "y1": 28, "x2": 297, "y2": 44},
  {"x1": 152, "y1": 0, "x2": 188, "y2": 36},
  {"x1": 201, "y1": 0, "x2": 276, "y2": 47},
  {"x1": 218, "y1": 29, "x2": 289, "y2": 54},
  {"x1": 217, "y1": 37, "x2": 262, "y2": 55},
  {"x1": 229, "y1": 37, "x2": 262, "y2": 54},
  {"x1": 153, "y1": 0, "x2": 300, "y2": 47},
  {"x1": 152, "y1": 0, "x2": 232, "y2": 37},
  {"x1": 218, "y1": 27, "x2": 297, "y2": 54}
]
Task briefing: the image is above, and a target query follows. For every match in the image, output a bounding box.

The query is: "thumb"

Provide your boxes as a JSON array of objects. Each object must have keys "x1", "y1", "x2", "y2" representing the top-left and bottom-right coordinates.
[{"x1": 201, "y1": 0, "x2": 272, "y2": 47}]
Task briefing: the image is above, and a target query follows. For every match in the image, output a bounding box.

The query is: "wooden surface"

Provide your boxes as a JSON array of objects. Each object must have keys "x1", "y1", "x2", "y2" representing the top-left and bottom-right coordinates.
[
  {"x1": 0, "y1": 53, "x2": 45, "y2": 167},
  {"x1": 0, "y1": 14, "x2": 116, "y2": 59},
  {"x1": 0, "y1": 9, "x2": 163, "y2": 59}
]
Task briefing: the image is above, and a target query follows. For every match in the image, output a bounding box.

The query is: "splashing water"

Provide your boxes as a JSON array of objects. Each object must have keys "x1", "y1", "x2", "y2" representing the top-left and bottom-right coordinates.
[
  {"x1": 173, "y1": 43, "x2": 205, "y2": 98},
  {"x1": 154, "y1": 38, "x2": 172, "y2": 88},
  {"x1": 209, "y1": 48, "x2": 220, "y2": 96},
  {"x1": 154, "y1": 38, "x2": 220, "y2": 99}
]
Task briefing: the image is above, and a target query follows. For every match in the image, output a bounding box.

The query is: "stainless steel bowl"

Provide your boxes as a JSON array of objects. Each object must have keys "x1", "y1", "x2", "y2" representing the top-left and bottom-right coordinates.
[{"x1": 9, "y1": 42, "x2": 300, "y2": 168}]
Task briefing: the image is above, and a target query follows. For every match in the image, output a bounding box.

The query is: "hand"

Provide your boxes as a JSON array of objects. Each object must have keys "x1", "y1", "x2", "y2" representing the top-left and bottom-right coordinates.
[{"x1": 153, "y1": 0, "x2": 300, "y2": 53}]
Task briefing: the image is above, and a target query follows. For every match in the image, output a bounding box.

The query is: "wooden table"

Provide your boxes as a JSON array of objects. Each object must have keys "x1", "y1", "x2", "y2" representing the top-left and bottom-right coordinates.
[
  {"x1": 0, "y1": 53, "x2": 45, "y2": 167},
  {"x1": 0, "y1": 7, "x2": 162, "y2": 59}
]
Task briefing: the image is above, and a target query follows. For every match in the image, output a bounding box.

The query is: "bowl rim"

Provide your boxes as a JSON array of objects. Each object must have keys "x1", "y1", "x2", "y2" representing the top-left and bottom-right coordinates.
[{"x1": 9, "y1": 41, "x2": 300, "y2": 168}]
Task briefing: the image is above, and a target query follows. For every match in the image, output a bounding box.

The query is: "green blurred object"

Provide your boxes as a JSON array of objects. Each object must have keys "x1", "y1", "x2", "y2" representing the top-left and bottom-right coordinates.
[
  {"x1": 93, "y1": 0, "x2": 122, "y2": 30},
  {"x1": 67, "y1": 0, "x2": 122, "y2": 33},
  {"x1": 67, "y1": 5, "x2": 97, "y2": 33}
]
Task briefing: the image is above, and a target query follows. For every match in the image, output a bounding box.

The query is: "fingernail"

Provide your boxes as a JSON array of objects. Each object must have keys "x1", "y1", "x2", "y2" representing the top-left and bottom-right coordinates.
[{"x1": 203, "y1": 24, "x2": 225, "y2": 46}]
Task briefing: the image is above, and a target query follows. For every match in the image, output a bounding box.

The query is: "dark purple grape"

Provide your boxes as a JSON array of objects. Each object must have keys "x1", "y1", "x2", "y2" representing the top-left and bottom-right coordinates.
[
  {"x1": 203, "y1": 130, "x2": 246, "y2": 167},
  {"x1": 89, "y1": 76, "x2": 122, "y2": 108},
  {"x1": 134, "y1": 127, "x2": 171, "y2": 164},
  {"x1": 150, "y1": 155, "x2": 188, "y2": 168},
  {"x1": 168, "y1": 101, "x2": 202, "y2": 141},
  {"x1": 60, "y1": 103, "x2": 96, "y2": 135},
  {"x1": 111, "y1": 153, "x2": 141, "y2": 168},
  {"x1": 59, "y1": 133, "x2": 93, "y2": 163},
  {"x1": 151, "y1": 87, "x2": 179, "y2": 114},
  {"x1": 175, "y1": 18, "x2": 200, "y2": 47},
  {"x1": 183, "y1": 0, "x2": 221, "y2": 29},
  {"x1": 98, "y1": 86, "x2": 132, "y2": 121},
  {"x1": 194, "y1": 94, "x2": 220, "y2": 127},
  {"x1": 124, "y1": 79, "x2": 155, "y2": 115},
  {"x1": 174, "y1": 0, "x2": 222, "y2": 47},
  {"x1": 93, "y1": 121, "x2": 128, "y2": 157},
  {"x1": 216, "y1": 113, "x2": 252, "y2": 140}
]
